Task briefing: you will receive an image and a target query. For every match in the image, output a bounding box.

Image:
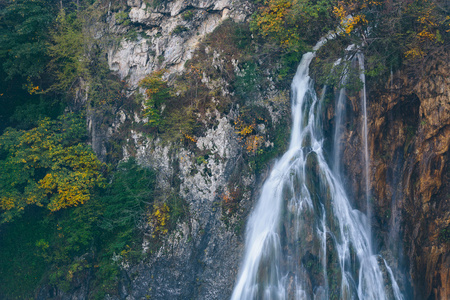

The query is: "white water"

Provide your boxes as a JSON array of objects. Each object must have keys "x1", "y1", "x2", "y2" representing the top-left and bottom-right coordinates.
[
  {"x1": 231, "y1": 46, "x2": 403, "y2": 299},
  {"x1": 357, "y1": 52, "x2": 372, "y2": 248},
  {"x1": 333, "y1": 81, "x2": 347, "y2": 175}
]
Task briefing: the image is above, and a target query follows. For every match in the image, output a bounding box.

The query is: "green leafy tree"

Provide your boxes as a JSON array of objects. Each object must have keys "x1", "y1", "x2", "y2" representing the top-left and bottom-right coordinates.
[
  {"x1": 251, "y1": 0, "x2": 336, "y2": 52},
  {"x1": 100, "y1": 158, "x2": 155, "y2": 234},
  {"x1": 34, "y1": 197, "x2": 102, "y2": 292},
  {"x1": 92, "y1": 158, "x2": 156, "y2": 296},
  {"x1": 139, "y1": 70, "x2": 173, "y2": 127},
  {"x1": 0, "y1": 0, "x2": 55, "y2": 80},
  {"x1": 0, "y1": 113, "x2": 105, "y2": 223},
  {"x1": 47, "y1": 10, "x2": 88, "y2": 93}
]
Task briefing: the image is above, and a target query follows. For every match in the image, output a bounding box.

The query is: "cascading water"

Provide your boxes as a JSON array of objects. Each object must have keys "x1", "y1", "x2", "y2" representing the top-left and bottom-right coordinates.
[
  {"x1": 231, "y1": 43, "x2": 404, "y2": 299},
  {"x1": 332, "y1": 76, "x2": 347, "y2": 175},
  {"x1": 356, "y1": 52, "x2": 372, "y2": 246}
]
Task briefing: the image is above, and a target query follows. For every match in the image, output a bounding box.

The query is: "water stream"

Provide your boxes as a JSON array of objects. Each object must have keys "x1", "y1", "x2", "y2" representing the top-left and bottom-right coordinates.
[
  {"x1": 231, "y1": 44, "x2": 403, "y2": 299},
  {"x1": 356, "y1": 52, "x2": 372, "y2": 247}
]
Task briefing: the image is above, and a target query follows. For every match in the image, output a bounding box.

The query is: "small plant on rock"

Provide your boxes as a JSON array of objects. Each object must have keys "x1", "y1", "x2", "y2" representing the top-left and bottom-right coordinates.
[
  {"x1": 139, "y1": 70, "x2": 173, "y2": 128},
  {"x1": 182, "y1": 10, "x2": 195, "y2": 21},
  {"x1": 171, "y1": 25, "x2": 188, "y2": 35},
  {"x1": 148, "y1": 203, "x2": 170, "y2": 238}
]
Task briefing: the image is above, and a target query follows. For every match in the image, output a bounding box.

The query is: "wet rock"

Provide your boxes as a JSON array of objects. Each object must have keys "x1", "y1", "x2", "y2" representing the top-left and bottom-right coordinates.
[{"x1": 355, "y1": 52, "x2": 449, "y2": 299}]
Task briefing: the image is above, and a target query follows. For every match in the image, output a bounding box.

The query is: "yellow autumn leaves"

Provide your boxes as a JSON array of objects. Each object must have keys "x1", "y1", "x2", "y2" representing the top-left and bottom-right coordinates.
[
  {"x1": 0, "y1": 114, "x2": 105, "y2": 223},
  {"x1": 148, "y1": 203, "x2": 170, "y2": 238},
  {"x1": 235, "y1": 117, "x2": 264, "y2": 154}
]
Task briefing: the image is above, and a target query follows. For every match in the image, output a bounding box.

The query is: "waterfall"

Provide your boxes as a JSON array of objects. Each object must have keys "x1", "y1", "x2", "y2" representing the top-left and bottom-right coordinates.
[
  {"x1": 332, "y1": 81, "x2": 347, "y2": 175},
  {"x1": 231, "y1": 44, "x2": 403, "y2": 299},
  {"x1": 356, "y1": 52, "x2": 372, "y2": 249}
]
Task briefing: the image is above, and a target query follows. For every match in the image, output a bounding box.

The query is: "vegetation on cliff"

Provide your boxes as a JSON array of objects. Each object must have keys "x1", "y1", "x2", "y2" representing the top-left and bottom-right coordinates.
[
  {"x1": 0, "y1": 0, "x2": 448, "y2": 298},
  {"x1": 251, "y1": 0, "x2": 449, "y2": 84},
  {"x1": 0, "y1": 0, "x2": 163, "y2": 298},
  {"x1": 0, "y1": 114, "x2": 105, "y2": 223}
]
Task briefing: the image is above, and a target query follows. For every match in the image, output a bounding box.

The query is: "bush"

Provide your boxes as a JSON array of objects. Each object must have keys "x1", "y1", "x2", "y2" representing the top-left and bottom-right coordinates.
[
  {"x1": 115, "y1": 11, "x2": 130, "y2": 26},
  {"x1": 139, "y1": 70, "x2": 173, "y2": 128},
  {"x1": 171, "y1": 25, "x2": 188, "y2": 35},
  {"x1": 182, "y1": 10, "x2": 194, "y2": 21}
]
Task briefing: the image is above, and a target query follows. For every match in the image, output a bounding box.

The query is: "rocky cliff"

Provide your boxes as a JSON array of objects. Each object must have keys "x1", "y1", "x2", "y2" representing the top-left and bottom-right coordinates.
[
  {"x1": 369, "y1": 54, "x2": 450, "y2": 300},
  {"x1": 107, "y1": 0, "x2": 252, "y2": 87},
  {"x1": 86, "y1": 0, "x2": 292, "y2": 299},
  {"x1": 71, "y1": 0, "x2": 449, "y2": 298},
  {"x1": 333, "y1": 52, "x2": 450, "y2": 299}
]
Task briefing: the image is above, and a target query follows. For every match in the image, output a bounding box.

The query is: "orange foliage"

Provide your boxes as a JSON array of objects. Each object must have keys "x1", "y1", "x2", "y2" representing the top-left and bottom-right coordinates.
[
  {"x1": 220, "y1": 186, "x2": 242, "y2": 214},
  {"x1": 183, "y1": 133, "x2": 197, "y2": 143},
  {"x1": 333, "y1": 0, "x2": 371, "y2": 35},
  {"x1": 0, "y1": 115, "x2": 105, "y2": 223},
  {"x1": 234, "y1": 117, "x2": 264, "y2": 154}
]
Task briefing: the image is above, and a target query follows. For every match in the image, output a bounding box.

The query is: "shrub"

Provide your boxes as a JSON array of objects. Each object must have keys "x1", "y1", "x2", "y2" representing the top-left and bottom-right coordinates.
[
  {"x1": 139, "y1": 70, "x2": 173, "y2": 128},
  {"x1": 182, "y1": 10, "x2": 194, "y2": 21},
  {"x1": 171, "y1": 25, "x2": 188, "y2": 35},
  {"x1": 115, "y1": 11, "x2": 130, "y2": 26}
]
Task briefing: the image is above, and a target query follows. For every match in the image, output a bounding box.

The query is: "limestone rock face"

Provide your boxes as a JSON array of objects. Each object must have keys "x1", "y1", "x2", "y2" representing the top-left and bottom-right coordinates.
[
  {"x1": 109, "y1": 103, "x2": 289, "y2": 299},
  {"x1": 95, "y1": 1, "x2": 293, "y2": 297},
  {"x1": 115, "y1": 114, "x2": 250, "y2": 299},
  {"x1": 107, "y1": 0, "x2": 252, "y2": 88}
]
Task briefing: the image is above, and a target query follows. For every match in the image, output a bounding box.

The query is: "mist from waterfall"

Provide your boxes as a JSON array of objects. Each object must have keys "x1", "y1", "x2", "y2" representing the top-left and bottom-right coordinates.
[{"x1": 230, "y1": 43, "x2": 404, "y2": 300}]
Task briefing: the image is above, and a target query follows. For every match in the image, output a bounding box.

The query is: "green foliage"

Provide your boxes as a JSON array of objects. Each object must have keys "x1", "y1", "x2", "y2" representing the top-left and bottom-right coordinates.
[
  {"x1": 278, "y1": 50, "x2": 304, "y2": 81},
  {"x1": 438, "y1": 225, "x2": 450, "y2": 244},
  {"x1": 0, "y1": 0, "x2": 60, "y2": 130},
  {"x1": 233, "y1": 24, "x2": 252, "y2": 50},
  {"x1": 0, "y1": 113, "x2": 105, "y2": 223},
  {"x1": 329, "y1": 0, "x2": 449, "y2": 81},
  {"x1": 234, "y1": 62, "x2": 261, "y2": 98},
  {"x1": 182, "y1": 10, "x2": 195, "y2": 21},
  {"x1": 37, "y1": 198, "x2": 101, "y2": 291},
  {"x1": 91, "y1": 158, "x2": 156, "y2": 295},
  {"x1": 115, "y1": 11, "x2": 130, "y2": 26},
  {"x1": 100, "y1": 158, "x2": 155, "y2": 234},
  {"x1": 0, "y1": 208, "x2": 52, "y2": 298},
  {"x1": 171, "y1": 25, "x2": 188, "y2": 35},
  {"x1": 250, "y1": 0, "x2": 336, "y2": 52},
  {"x1": 0, "y1": 2, "x2": 123, "y2": 132},
  {"x1": 48, "y1": 10, "x2": 88, "y2": 93},
  {"x1": 0, "y1": 158, "x2": 159, "y2": 298},
  {"x1": 163, "y1": 105, "x2": 197, "y2": 141},
  {"x1": 139, "y1": 70, "x2": 173, "y2": 128},
  {"x1": 196, "y1": 155, "x2": 207, "y2": 165},
  {"x1": 310, "y1": 37, "x2": 347, "y2": 87},
  {"x1": 88, "y1": 59, "x2": 126, "y2": 108},
  {"x1": 46, "y1": 6, "x2": 128, "y2": 109},
  {"x1": 9, "y1": 96, "x2": 64, "y2": 130},
  {"x1": 124, "y1": 28, "x2": 139, "y2": 41},
  {"x1": 166, "y1": 193, "x2": 188, "y2": 229},
  {"x1": 250, "y1": 0, "x2": 449, "y2": 84},
  {"x1": 343, "y1": 65, "x2": 364, "y2": 92},
  {"x1": 0, "y1": 0, "x2": 182, "y2": 297},
  {"x1": 138, "y1": 69, "x2": 200, "y2": 142},
  {"x1": 0, "y1": 0, "x2": 55, "y2": 80},
  {"x1": 381, "y1": 0, "x2": 448, "y2": 61},
  {"x1": 149, "y1": 0, "x2": 165, "y2": 8}
]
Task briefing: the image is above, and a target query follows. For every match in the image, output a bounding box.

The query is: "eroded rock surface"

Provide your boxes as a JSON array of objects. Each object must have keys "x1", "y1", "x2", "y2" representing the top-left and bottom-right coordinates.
[
  {"x1": 337, "y1": 52, "x2": 450, "y2": 299},
  {"x1": 108, "y1": 0, "x2": 252, "y2": 87}
]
